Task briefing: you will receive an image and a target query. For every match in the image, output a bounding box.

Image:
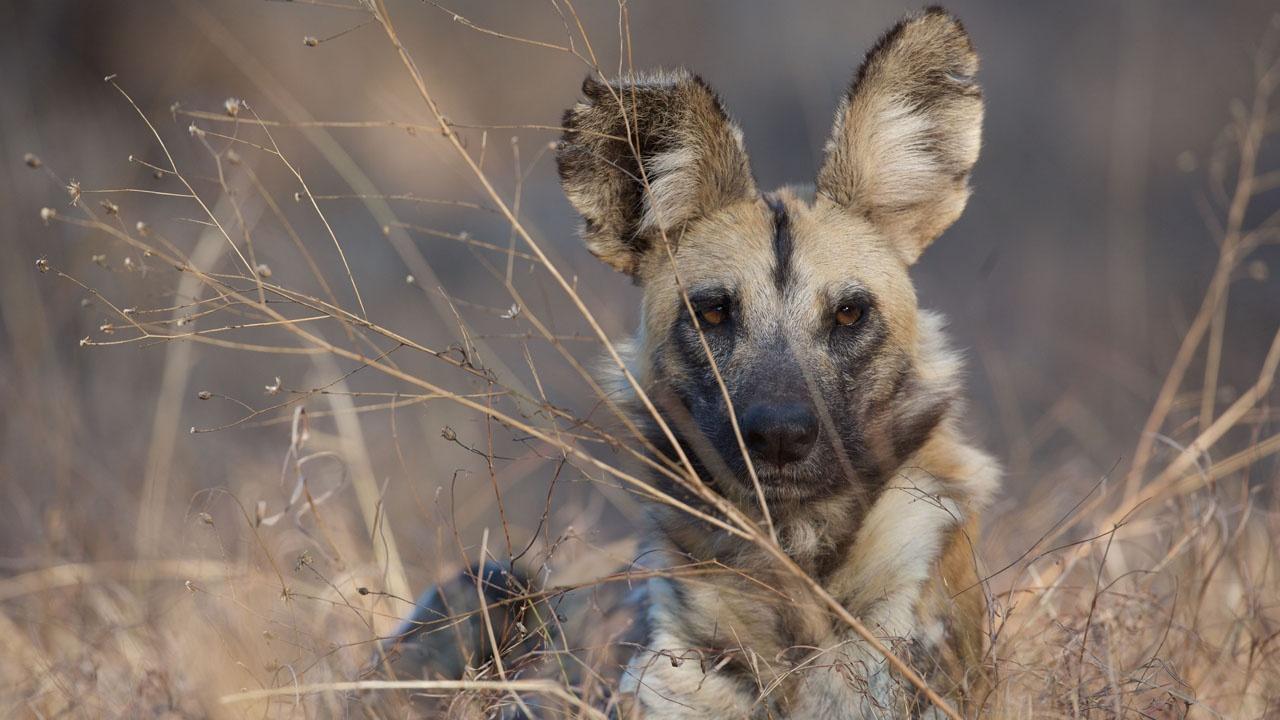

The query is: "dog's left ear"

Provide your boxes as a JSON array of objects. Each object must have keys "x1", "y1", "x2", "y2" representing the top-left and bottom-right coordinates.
[{"x1": 817, "y1": 8, "x2": 983, "y2": 265}]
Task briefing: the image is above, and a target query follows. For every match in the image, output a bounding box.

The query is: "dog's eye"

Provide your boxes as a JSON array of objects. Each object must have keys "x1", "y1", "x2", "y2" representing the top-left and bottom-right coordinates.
[
  {"x1": 835, "y1": 303, "x2": 864, "y2": 326},
  {"x1": 699, "y1": 303, "x2": 729, "y2": 326}
]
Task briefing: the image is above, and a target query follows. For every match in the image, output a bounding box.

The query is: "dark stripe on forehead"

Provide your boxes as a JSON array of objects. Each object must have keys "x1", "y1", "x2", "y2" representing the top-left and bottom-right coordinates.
[{"x1": 766, "y1": 194, "x2": 793, "y2": 290}]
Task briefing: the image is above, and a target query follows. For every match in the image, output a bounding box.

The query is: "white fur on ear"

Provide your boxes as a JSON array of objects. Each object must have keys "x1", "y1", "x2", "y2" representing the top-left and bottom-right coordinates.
[
  {"x1": 638, "y1": 145, "x2": 701, "y2": 234},
  {"x1": 817, "y1": 8, "x2": 984, "y2": 264}
]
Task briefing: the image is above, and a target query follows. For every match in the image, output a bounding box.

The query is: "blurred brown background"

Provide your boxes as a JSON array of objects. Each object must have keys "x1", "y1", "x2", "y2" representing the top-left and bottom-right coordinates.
[{"x1": 2, "y1": 0, "x2": 1278, "y2": 594}]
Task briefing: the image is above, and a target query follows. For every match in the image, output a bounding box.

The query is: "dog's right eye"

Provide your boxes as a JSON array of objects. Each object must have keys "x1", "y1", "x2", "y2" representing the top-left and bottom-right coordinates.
[
  {"x1": 688, "y1": 291, "x2": 734, "y2": 329},
  {"x1": 698, "y1": 303, "x2": 728, "y2": 326}
]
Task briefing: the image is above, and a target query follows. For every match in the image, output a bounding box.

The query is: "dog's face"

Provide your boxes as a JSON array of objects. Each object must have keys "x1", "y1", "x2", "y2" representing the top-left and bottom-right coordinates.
[
  {"x1": 629, "y1": 192, "x2": 940, "y2": 504},
  {"x1": 557, "y1": 9, "x2": 983, "y2": 507}
]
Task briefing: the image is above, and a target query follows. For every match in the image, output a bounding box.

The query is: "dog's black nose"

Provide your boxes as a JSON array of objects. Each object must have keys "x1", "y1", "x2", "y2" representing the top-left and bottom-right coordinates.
[{"x1": 742, "y1": 403, "x2": 819, "y2": 468}]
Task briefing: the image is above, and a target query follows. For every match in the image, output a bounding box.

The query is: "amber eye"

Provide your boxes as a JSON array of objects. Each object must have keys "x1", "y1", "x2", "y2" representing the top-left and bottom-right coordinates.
[
  {"x1": 699, "y1": 304, "x2": 728, "y2": 326},
  {"x1": 835, "y1": 303, "x2": 864, "y2": 327}
]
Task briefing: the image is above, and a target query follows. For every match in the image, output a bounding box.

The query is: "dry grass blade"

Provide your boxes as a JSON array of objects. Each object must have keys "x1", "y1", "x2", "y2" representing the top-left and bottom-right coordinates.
[
  {"x1": 219, "y1": 679, "x2": 607, "y2": 718},
  {"x1": 0, "y1": 560, "x2": 238, "y2": 603}
]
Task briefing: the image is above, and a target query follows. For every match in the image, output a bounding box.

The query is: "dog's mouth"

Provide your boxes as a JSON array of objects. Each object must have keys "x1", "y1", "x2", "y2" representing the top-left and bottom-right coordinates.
[
  {"x1": 721, "y1": 452, "x2": 848, "y2": 503},
  {"x1": 654, "y1": 394, "x2": 864, "y2": 504},
  {"x1": 753, "y1": 477, "x2": 828, "y2": 503}
]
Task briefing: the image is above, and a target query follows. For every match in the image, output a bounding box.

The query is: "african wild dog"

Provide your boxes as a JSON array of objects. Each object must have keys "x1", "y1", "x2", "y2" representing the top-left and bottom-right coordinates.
[{"x1": 555, "y1": 7, "x2": 1000, "y2": 718}]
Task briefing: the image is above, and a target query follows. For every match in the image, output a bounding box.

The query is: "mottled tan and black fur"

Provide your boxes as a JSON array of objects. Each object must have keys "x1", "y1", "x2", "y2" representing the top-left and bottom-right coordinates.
[{"x1": 556, "y1": 7, "x2": 999, "y2": 718}]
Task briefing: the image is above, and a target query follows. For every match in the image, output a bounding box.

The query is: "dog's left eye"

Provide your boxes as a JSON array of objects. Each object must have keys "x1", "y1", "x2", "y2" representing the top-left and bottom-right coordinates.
[{"x1": 835, "y1": 303, "x2": 864, "y2": 326}]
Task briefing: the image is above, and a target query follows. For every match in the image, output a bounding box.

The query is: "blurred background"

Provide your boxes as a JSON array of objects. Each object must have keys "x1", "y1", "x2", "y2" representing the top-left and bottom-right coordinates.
[{"x1": 2, "y1": 1, "x2": 1279, "y2": 715}]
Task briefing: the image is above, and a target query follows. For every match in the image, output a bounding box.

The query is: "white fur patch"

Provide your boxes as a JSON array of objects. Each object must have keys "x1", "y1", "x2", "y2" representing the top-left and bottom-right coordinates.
[
  {"x1": 861, "y1": 97, "x2": 940, "y2": 210},
  {"x1": 639, "y1": 146, "x2": 699, "y2": 232}
]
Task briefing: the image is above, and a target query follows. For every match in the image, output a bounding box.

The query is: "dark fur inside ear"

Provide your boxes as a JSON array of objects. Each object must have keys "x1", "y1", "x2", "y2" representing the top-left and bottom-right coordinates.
[
  {"x1": 556, "y1": 70, "x2": 756, "y2": 275},
  {"x1": 817, "y1": 7, "x2": 984, "y2": 264}
]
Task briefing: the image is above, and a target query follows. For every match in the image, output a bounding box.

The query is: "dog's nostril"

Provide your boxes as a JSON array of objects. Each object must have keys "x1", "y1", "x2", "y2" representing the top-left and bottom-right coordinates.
[{"x1": 741, "y1": 403, "x2": 819, "y2": 468}]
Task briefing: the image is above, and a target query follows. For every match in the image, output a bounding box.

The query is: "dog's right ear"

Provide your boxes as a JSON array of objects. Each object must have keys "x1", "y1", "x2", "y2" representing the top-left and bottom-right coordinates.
[{"x1": 556, "y1": 70, "x2": 757, "y2": 276}]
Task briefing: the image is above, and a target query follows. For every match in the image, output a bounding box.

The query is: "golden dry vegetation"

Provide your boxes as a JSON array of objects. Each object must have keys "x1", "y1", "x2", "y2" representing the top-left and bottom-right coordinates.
[{"x1": 2, "y1": 2, "x2": 1279, "y2": 718}]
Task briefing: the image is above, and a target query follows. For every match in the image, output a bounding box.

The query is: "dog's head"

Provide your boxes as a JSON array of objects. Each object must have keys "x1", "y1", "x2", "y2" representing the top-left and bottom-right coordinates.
[{"x1": 557, "y1": 9, "x2": 982, "y2": 508}]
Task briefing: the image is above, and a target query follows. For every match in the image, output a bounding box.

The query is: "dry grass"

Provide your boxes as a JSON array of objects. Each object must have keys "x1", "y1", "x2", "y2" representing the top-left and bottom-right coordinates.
[{"x1": 3, "y1": 3, "x2": 1280, "y2": 718}]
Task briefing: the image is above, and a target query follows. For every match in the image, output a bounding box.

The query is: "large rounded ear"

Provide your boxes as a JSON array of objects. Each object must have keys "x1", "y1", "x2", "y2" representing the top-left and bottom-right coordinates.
[
  {"x1": 817, "y1": 8, "x2": 983, "y2": 265},
  {"x1": 556, "y1": 70, "x2": 757, "y2": 276}
]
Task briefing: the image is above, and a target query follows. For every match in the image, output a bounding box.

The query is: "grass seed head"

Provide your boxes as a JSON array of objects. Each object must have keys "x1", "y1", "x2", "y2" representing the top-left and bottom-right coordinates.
[{"x1": 1247, "y1": 260, "x2": 1268, "y2": 281}]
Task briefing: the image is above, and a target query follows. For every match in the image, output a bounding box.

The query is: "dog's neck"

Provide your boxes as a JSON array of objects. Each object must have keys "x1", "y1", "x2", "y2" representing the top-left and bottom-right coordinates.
[{"x1": 638, "y1": 423, "x2": 999, "y2": 674}]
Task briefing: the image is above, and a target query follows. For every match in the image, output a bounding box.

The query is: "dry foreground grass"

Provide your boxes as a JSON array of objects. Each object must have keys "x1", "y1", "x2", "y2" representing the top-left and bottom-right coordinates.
[{"x1": 4, "y1": 3, "x2": 1280, "y2": 718}]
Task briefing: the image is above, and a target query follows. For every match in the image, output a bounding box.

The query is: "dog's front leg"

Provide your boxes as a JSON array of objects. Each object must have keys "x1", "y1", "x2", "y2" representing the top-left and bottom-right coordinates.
[{"x1": 618, "y1": 624, "x2": 766, "y2": 719}]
